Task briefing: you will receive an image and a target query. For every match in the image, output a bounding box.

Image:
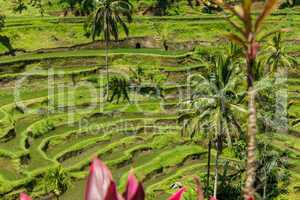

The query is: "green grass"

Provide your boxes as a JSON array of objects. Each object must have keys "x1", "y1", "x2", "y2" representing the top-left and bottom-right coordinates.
[{"x1": 0, "y1": 49, "x2": 187, "y2": 65}]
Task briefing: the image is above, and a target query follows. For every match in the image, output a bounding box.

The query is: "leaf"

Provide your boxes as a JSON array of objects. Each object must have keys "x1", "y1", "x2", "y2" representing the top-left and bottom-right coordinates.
[
  {"x1": 167, "y1": 188, "x2": 186, "y2": 200},
  {"x1": 255, "y1": 0, "x2": 278, "y2": 32},
  {"x1": 227, "y1": 18, "x2": 246, "y2": 37},
  {"x1": 20, "y1": 193, "x2": 32, "y2": 200},
  {"x1": 224, "y1": 33, "x2": 247, "y2": 50},
  {"x1": 123, "y1": 171, "x2": 145, "y2": 200},
  {"x1": 85, "y1": 157, "x2": 116, "y2": 200},
  {"x1": 242, "y1": 0, "x2": 252, "y2": 18},
  {"x1": 258, "y1": 28, "x2": 289, "y2": 42}
]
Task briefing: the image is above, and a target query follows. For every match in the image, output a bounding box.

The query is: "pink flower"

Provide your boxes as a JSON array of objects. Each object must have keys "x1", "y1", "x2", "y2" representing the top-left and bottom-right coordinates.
[
  {"x1": 85, "y1": 157, "x2": 120, "y2": 200},
  {"x1": 210, "y1": 197, "x2": 218, "y2": 200},
  {"x1": 20, "y1": 193, "x2": 32, "y2": 200},
  {"x1": 85, "y1": 157, "x2": 146, "y2": 200},
  {"x1": 168, "y1": 188, "x2": 186, "y2": 200},
  {"x1": 123, "y1": 171, "x2": 145, "y2": 200}
]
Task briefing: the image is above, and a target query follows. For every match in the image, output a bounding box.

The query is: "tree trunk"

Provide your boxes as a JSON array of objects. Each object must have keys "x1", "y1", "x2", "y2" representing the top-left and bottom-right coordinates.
[
  {"x1": 213, "y1": 142, "x2": 220, "y2": 198},
  {"x1": 244, "y1": 87, "x2": 257, "y2": 199},
  {"x1": 105, "y1": 38, "x2": 109, "y2": 101},
  {"x1": 244, "y1": 55, "x2": 257, "y2": 199},
  {"x1": 263, "y1": 169, "x2": 267, "y2": 200},
  {"x1": 206, "y1": 140, "x2": 212, "y2": 193}
]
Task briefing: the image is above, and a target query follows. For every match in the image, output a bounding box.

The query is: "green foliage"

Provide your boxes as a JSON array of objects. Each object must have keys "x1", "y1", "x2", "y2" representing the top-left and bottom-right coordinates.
[
  {"x1": 42, "y1": 166, "x2": 72, "y2": 197},
  {"x1": 255, "y1": 139, "x2": 291, "y2": 199},
  {"x1": 137, "y1": 0, "x2": 179, "y2": 16},
  {"x1": 29, "y1": 119, "x2": 55, "y2": 138},
  {"x1": 265, "y1": 33, "x2": 298, "y2": 72},
  {"x1": 108, "y1": 76, "x2": 130, "y2": 103},
  {"x1": 0, "y1": 15, "x2": 5, "y2": 31},
  {"x1": 179, "y1": 52, "x2": 245, "y2": 143},
  {"x1": 0, "y1": 14, "x2": 15, "y2": 55},
  {"x1": 12, "y1": 0, "x2": 28, "y2": 14},
  {"x1": 84, "y1": 0, "x2": 133, "y2": 41},
  {"x1": 59, "y1": 0, "x2": 96, "y2": 16}
]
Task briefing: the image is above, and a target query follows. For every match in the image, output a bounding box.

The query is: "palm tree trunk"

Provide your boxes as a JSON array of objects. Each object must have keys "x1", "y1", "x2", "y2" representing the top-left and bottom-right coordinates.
[
  {"x1": 105, "y1": 38, "x2": 109, "y2": 101},
  {"x1": 244, "y1": 88, "x2": 257, "y2": 199},
  {"x1": 206, "y1": 140, "x2": 212, "y2": 193},
  {"x1": 213, "y1": 143, "x2": 220, "y2": 198},
  {"x1": 244, "y1": 56, "x2": 257, "y2": 199}
]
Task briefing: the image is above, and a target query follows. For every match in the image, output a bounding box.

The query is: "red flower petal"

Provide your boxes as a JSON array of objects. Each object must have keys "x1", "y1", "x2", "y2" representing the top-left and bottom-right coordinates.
[
  {"x1": 20, "y1": 193, "x2": 32, "y2": 200},
  {"x1": 210, "y1": 197, "x2": 218, "y2": 200},
  {"x1": 123, "y1": 172, "x2": 145, "y2": 200},
  {"x1": 104, "y1": 181, "x2": 123, "y2": 200},
  {"x1": 85, "y1": 158, "x2": 114, "y2": 200},
  {"x1": 168, "y1": 188, "x2": 186, "y2": 200}
]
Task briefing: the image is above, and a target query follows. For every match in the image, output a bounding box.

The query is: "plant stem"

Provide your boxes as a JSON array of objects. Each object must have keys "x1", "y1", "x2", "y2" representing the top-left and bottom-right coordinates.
[
  {"x1": 213, "y1": 142, "x2": 220, "y2": 198},
  {"x1": 206, "y1": 139, "x2": 212, "y2": 194},
  {"x1": 105, "y1": 37, "x2": 109, "y2": 101}
]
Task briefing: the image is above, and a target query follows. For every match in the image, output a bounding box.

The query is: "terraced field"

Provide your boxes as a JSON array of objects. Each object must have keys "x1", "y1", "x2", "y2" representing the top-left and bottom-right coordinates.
[{"x1": 0, "y1": 2, "x2": 300, "y2": 200}]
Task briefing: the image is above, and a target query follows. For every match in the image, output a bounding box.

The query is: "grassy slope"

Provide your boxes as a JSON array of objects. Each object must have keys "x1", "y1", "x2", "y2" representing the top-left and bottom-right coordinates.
[{"x1": 0, "y1": 2, "x2": 300, "y2": 200}]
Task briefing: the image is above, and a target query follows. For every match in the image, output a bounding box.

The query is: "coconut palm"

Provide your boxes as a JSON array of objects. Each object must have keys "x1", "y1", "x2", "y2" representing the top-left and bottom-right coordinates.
[
  {"x1": 265, "y1": 33, "x2": 297, "y2": 73},
  {"x1": 179, "y1": 54, "x2": 245, "y2": 198},
  {"x1": 86, "y1": 0, "x2": 132, "y2": 100}
]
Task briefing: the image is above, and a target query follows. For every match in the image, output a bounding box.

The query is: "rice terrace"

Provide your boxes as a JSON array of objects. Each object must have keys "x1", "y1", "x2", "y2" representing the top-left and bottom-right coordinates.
[{"x1": 0, "y1": 0, "x2": 299, "y2": 199}]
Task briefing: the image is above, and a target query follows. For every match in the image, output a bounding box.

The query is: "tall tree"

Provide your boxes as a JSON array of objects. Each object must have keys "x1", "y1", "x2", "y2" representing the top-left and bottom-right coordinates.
[
  {"x1": 265, "y1": 32, "x2": 297, "y2": 73},
  {"x1": 85, "y1": 0, "x2": 132, "y2": 100},
  {"x1": 218, "y1": 0, "x2": 280, "y2": 198},
  {"x1": 179, "y1": 53, "x2": 245, "y2": 199}
]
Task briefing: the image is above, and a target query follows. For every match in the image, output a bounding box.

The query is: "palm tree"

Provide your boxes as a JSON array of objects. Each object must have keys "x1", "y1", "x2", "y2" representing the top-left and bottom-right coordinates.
[
  {"x1": 179, "y1": 54, "x2": 245, "y2": 198},
  {"x1": 42, "y1": 166, "x2": 72, "y2": 200},
  {"x1": 86, "y1": 0, "x2": 132, "y2": 100},
  {"x1": 265, "y1": 33, "x2": 297, "y2": 73},
  {"x1": 221, "y1": 0, "x2": 279, "y2": 198}
]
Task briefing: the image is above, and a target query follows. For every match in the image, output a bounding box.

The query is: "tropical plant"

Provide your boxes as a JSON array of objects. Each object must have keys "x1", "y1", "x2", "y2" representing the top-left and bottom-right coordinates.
[
  {"x1": 20, "y1": 157, "x2": 208, "y2": 200},
  {"x1": 255, "y1": 139, "x2": 290, "y2": 200},
  {"x1": 129, "y1": 66, "x2": 145, "y2": 85},
  {"x1": 85, "y1": 0, "x2": 132, "y2": 100},
  {"x1": 218, "y1": 0, "x2": 281, "y2": 198},
  {"x1": 108, "y1": 76, "x2": 130, "y2": 103},
  {"x1": 265, "y1": 33, "x2": 297, "y2": 73},
  {"x1": 129, "y1": 67, "x2": 166, "y2": 99},
  {"x1": 0, "y1": 15, "x2": 15, "y2": 55},
  {"x1": 179, "y1": 54, "x2": 245, "y2": 199},
  {"x1": 85, "y1": 158, "x2": 202, "y2": 200},
  {"x1": 216, "y1": 161, "x2": 244, "y2": 200},
  {"x1": 12, "y1": 0, "x2": 28, "y2": 13},
  {"x1": 42, "y1": 166, "x2": 72, "y2": 200},
  {"x1": 153, "y1": 23, "x2": 171, "y2": 51}
]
